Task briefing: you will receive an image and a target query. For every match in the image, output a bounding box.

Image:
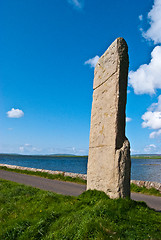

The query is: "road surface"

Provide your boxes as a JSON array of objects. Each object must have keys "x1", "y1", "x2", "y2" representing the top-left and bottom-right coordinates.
[{"x1": 0, "y1": 170, "x2": 161, "y2": 211}]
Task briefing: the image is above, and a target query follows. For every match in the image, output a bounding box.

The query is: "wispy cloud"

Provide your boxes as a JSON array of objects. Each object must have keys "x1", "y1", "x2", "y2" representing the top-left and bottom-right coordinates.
[
  {"x1": 126, "y1": 117, "x2": 132, "y2": 122},
  {"x1": 144, "y1": 144, "x2": 156, "y2": 153},
  {"x1": 48, "y1": 146, "x2": 88, "y2": 155},
  {"x1": 19, "y1": 144, "x2": 41, "y2": 154},
  {"x1": 67, "y1": 0, "x2": 84, "y2": 9},
  {"x1": 139, "y1": 15, "x2": 143, "y2": 21},
  {"x1": 84, "y1": 55, "x2": 99, "y2": 68},
  {"x1": 7, "y1": 108, "x2": 24, "y2": 118},
  {"x1": 150, "y1": 129, "x2": 161, "y2": 138}
]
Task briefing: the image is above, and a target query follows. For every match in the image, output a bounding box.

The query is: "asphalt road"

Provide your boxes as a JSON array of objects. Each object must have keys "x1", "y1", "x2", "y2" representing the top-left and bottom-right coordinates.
[{"x1": 0, "y1": 170, "x2": 161, "y2": 211}]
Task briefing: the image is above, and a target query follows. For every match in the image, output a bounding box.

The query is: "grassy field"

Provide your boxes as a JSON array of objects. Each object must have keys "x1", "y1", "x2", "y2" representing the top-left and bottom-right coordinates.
[{"x1": 0, "y1": 179, "x2": 161, "y2": 240}]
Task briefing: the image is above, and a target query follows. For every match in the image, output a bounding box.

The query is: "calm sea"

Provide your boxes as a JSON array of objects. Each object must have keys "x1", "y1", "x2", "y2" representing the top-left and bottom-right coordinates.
[{"x1": 0, "y1": 155, "x2": 161, "y2": 183}]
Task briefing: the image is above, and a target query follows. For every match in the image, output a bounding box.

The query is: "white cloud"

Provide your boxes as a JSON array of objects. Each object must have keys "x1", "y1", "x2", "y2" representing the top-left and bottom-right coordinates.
[
  {"x1": 24, "y1": 143, "x2": 31, "y2": 147},
  {"x1": 84, "y1": 55, "x2": 99, "y2": 68},
  {"x1": 142, "y1": 95, "x2": 161, "y2": 137},
  {"x1": 142, "y1": 111, "x2": 161, "y2": 129},
  {"x1": 148, "y1": 94, "x2": 161, "y2": 111},
  {"x1": 130, "y1": 148, "x2": 140, "y2": 154},
  {"x1": 129, "y1": 46, "x2": 161, "y2": 94},
  {"x1": 47, "y1": 146, "x2": 88, "y2": 156},
  {"x1": 126, "y1": 117, "x2": 132, "y2": 122},
  {"x1": 139, "y1": 15, "x2": 143, "y2": 21},
  {"x1": 19, "y1": 144, "x2": 41, "y2": 154},
  {"x1": 150, "y1": 144, "x2": 156, "y2": 148},
  {"x1": 67, "y1": 0, "x2": 84, "y2": 9},
  {"x1": 150, "y1": 129, "x2": 161, "y2": 138},
  {"x1": 143, "y1": 0, "x2": 161, "y2": 44},
  {"x1": 130, "y1": 1, "x2": 161, "y2": 95},
  {"x1": 19, "y1": 146, "x2": 24, "y2": 152},
  {"x1": 144, "y1": 144, "x2": 156, "y2": 153},
  {"x1": 7, "y1": 108, "x2": 24, "y2": 118}
]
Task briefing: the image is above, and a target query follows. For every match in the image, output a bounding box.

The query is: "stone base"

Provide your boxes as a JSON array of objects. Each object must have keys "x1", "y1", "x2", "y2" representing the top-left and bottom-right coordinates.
[{"x1": 87, "y1": 138, "x2": 131, "y2": 199}]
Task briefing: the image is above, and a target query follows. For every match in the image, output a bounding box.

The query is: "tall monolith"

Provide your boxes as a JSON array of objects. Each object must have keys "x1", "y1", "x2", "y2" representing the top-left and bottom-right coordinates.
[{"x1": 87, "y1": 37, "x2": 131, "y2": 198}]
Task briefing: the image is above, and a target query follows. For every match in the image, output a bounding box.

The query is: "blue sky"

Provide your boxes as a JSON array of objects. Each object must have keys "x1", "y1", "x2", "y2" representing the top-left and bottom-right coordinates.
[{"x1": 1, "y1": 0, "x2": 161, "y2": 155}]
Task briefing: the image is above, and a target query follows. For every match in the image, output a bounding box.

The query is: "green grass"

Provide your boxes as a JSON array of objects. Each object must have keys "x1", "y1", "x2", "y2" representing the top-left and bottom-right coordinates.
[
  {"x1": 0, "y1": 179, "x2": 161, "y2": 240},
  {"x1": 0, "y1": 166, "x2": 86, "y2": 185},
  {"x1": 131, "y1": 183, "x2": 161, "y2": 197}
]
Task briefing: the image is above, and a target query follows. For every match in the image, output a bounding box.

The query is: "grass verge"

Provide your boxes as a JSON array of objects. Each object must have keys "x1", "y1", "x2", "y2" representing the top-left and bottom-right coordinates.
[
  {"x1": 0, "y1": 166, "x2": 86, "y2": 185},
  {"x1": 0, "y1": 179, "x2": 161, "y2": 240},
  {"x1": 131, "y1": 183, "x2": 161, "y2": 197}
]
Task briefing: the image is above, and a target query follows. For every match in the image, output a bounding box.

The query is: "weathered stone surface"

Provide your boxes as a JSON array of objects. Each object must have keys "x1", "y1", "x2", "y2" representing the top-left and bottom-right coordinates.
[{"x1": 87, "y1": 37, "x2": 131, "y2": 198}]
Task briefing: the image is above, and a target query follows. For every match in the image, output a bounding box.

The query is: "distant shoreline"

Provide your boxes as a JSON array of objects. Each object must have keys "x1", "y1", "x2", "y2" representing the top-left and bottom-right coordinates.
[
  {"x1": 131, "y1": 155, "x2": 161, "y2": 159},
  {"x1": 0, "y1": 153, "x2": 161, "y2": 159},
  {"x1": 0, "y1": 153, "x2": 88, "y2": 158}
]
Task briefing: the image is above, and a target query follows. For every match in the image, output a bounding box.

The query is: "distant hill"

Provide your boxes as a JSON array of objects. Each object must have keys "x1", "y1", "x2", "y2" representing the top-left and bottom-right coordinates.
[
  {"x1": 132, "y1": 154, "x2": 161, "y2": 159},
  {"x1": 49, "y1": 154, "x2": 76, "y2": 157},
  {"x1": 0, "y1": 153, "x2": 161, "y2": 159},
  {"x1": 0, "y1": 153, "x2": 88, "y2": 158}
]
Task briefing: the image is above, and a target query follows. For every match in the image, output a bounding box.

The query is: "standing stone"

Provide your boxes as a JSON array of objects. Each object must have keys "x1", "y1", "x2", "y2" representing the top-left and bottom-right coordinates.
[{"x1": 87, "y1": 37, "x2": 131, "y2": 199}]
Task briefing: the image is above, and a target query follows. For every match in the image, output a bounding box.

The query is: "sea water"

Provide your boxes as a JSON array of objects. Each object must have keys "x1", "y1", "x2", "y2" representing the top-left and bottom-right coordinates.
[{"x1": 0, "y1": 155, "x2": 161, "y2": 183}]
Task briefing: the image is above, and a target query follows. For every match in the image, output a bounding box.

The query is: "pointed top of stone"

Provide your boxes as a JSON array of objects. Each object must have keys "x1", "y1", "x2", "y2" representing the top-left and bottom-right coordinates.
[{"x1": 93, "y1": 37, "x2": 128, "y2": 90}]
